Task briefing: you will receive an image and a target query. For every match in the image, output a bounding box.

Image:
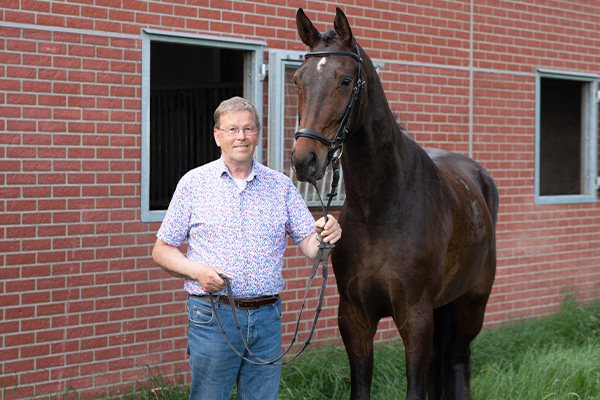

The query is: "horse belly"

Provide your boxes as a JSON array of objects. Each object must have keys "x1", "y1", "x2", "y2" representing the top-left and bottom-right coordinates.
[{"x1": 433, "y1": 242, "x2": 491, "y2": 307}]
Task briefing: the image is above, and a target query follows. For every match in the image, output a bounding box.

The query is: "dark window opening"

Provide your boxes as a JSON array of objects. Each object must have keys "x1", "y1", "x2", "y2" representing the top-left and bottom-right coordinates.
[
  {"x1": 149, "y1": 41, "x2": 244, "y2": 210},
  {"x1": 539, "y1": 78, "x2": 583, "y2": 196}
]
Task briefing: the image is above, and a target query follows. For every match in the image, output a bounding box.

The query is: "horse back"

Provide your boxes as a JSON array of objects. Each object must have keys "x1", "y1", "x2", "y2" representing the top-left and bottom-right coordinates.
[{"x1": 425, "y1": 147, "x2": 499, "y2": 230}]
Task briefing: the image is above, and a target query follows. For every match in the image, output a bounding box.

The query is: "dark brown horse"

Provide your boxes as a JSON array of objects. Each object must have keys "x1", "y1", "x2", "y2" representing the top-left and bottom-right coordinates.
[{"x1": 291, "y1": 8, "x2": 499, "y2": 400}]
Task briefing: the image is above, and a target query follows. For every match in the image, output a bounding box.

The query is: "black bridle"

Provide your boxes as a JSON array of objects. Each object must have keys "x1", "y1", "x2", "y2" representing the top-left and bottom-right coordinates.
[
  {"x1": 207, "y1": 44, "x2": 366, "y2": 366},
  {"x1": 295, "y1": 43, "x2": 366, "y2": 168},
  {"x1": 295, "y1": 43, "x2": 366, "y2": 219}
]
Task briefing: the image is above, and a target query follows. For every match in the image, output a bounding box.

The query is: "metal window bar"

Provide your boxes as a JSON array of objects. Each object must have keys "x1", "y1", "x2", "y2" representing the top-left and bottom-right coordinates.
[
  {"x1": 287, "y1": 163, "x2": 345, "y2": 208},
  {"x1": 149, "y1": 85, "x2": 240, "y2": 210}
]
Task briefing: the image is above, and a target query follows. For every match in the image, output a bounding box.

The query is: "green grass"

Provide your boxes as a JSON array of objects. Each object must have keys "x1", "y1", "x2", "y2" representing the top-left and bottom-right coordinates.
[
  {"x1": 278, "y1": 300, "x2": 600, "y2": 399},
  {"x1": 44, "y1": 300, "x2": 600, "y2": 399},
  {"x1": 119, "y1": 373, "x2": 190, "y2": 400},
  {"x1": 469, "y1": 300, "x2": 600, "y2": 400}
]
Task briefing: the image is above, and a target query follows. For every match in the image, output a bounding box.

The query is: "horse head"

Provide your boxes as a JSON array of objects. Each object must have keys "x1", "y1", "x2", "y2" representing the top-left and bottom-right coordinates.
[{"x1": 291, "y1": 7, "x2": 367, "y2": 185}]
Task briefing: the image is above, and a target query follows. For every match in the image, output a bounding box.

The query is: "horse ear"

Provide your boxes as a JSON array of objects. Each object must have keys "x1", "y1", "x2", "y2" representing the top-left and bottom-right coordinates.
[
  {"x1": 296, "y1": 8, "x2": 321, "y2": 47},
  {"x1": 334, "y1": 7, "x2": 354, "y2": 46}
]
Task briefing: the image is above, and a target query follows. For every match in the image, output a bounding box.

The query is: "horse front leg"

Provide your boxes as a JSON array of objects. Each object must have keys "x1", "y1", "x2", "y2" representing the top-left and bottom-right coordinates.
[
  {"x1": 400, "y1": 304, "x2": 434, "y2": 400},
  {"x1": 338, "y1": 296, "x2": 379, "y2": 400}
]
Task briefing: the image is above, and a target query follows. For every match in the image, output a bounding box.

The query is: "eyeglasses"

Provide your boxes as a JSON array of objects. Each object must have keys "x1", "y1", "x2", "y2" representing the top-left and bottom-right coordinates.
[{"x1": 218, "y1": 126, "x2": 258, "y2": 136}]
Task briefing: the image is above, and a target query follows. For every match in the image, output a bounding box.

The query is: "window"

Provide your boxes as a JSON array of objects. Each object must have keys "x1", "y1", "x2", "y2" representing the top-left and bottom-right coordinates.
[
  {"x1": 535, "y1": 70, "x2": 598, "y2": 204},
  {"x1": 141, "y1": 30, "x2": 264, "y2": 222}
]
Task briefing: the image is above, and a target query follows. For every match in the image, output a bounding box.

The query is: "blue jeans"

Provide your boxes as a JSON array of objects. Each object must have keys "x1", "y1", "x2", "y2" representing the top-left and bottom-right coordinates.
[{"x1": 187, "y1": 295, "x2": 283, "y2": 400}]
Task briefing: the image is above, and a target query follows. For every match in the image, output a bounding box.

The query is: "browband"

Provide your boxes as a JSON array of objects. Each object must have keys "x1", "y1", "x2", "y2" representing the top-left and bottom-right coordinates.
[{"x1": 305, "y1": 50, "x2": 361, "y2": 62}]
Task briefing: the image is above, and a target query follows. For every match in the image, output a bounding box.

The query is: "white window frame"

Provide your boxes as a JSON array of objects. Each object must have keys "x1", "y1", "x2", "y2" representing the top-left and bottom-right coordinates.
[
  {"x1": 534, "y1": 69, "x2": 598, "y2": 205},
  {"x1": 141, "y1": 30, "x2": 265, "y2": 222}
]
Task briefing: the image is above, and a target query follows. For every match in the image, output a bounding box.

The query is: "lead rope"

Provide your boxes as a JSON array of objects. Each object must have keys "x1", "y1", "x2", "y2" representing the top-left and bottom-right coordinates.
[{"x1": 207, "y1": 156, "x2": 341, "y2": 365}]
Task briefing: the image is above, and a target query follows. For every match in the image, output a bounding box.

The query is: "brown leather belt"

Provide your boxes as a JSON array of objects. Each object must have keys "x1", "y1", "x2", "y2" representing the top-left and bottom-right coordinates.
[{"x1": 191, "y1": 294, "x2": 279, "y2": 310}]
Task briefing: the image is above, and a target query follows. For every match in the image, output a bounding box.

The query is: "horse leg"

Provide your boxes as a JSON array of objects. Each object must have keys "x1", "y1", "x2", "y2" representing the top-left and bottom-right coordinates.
[
  {"x1": 398, "y1": 303, "x2": 434, "y2": 400},
  {"x1": 453, "y1": 276, "x2": 495, "y2": 397},
  {"x1": 448, "y1": 247, "x2": 497, "y2": 399},
  {"x1": 448, "y1": 295, "x2": 486, "y2": 400},
  {"x1": 428, "y1": 301, "x2": 458, "y2": 399},
  {"x1": 338, "y1": 296, "x2": 379, "y2": 400}
]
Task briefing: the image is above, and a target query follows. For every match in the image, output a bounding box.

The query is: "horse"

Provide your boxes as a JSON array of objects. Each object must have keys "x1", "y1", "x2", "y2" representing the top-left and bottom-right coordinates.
[{"x1": 291, "y1": 8, "x2": 499, "y2": 400}]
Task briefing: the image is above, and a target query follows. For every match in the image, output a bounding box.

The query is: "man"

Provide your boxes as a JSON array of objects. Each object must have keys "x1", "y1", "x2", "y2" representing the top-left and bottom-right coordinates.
[{"x1": 152, "y1": 96, "x2": 341, "y2": 400}]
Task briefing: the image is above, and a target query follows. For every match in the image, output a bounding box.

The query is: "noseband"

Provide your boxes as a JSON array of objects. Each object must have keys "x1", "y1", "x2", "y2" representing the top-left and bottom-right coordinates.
[{"x1": 294, "y1": 44, "x2": 366, "y2": 162}]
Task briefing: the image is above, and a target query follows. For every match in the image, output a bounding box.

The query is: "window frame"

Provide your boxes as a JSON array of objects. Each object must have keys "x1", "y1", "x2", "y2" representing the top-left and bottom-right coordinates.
[
  {"x1": 141, "y1": 30, "x2": 265, "y2": 222},
  {"x1": 267, "y1": 50, "x2": 304, "y2": 172},
  {"x1": 534, "y1": 69, "x2": 599, "y2": 205}
]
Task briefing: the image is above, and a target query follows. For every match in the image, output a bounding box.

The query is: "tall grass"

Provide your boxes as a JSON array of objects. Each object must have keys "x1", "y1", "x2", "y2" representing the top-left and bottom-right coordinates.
[
  {"x1": 46, "y1": 300, "x2": 600, "y2": 399},
  {"x1": 280, "y1": 299, "x2": 600, "y2": 399},
  {"x1": 469, "y1": 300, "x2": 600, "y2": 400},
  {"x1": 120, "y1": 373, "x2": 190, "y2": 400}
]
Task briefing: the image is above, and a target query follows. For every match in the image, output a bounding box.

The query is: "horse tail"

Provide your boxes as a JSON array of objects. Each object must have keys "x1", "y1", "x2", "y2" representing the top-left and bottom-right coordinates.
[
  {"x1": 428, "y1": 301, "x2": 458, "y2": 399},
  {"x1": 478, "y1": 168, "x2": 500, "y2": 228}
]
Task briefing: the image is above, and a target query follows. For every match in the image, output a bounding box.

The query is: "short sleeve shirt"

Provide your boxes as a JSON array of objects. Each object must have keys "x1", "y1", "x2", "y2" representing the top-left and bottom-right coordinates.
[{"x1": 156, "y1": 158, "x2": 315, "y2": 297}]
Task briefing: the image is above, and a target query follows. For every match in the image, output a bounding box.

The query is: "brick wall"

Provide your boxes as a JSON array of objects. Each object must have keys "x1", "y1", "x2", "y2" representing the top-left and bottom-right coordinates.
[{"x1": 1, "y1": 0, "x2": 599, "y2": 397}]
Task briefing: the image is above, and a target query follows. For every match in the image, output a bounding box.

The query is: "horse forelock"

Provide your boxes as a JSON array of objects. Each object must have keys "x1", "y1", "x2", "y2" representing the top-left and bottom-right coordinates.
[
  {"x1": 322, "y1": 30, "x2": 337, "y2": 44},
  {"x1": 317, "y1": 29, "x2": 354, "y2": 50}
]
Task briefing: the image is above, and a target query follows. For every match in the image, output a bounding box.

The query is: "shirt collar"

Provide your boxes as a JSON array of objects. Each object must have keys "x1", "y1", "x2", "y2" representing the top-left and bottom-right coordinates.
[{"x1": 218, "y1": 157, "x2": 258, "y2": 182}]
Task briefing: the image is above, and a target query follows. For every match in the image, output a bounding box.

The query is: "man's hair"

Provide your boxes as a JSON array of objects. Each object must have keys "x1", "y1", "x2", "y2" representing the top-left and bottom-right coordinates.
[{"x1": 214, "y1": 97, "x2": 261, "y2": 131}]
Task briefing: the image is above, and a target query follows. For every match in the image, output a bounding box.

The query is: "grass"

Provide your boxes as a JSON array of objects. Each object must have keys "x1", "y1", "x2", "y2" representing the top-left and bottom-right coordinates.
[
  {"x1": 278, "y1": 300, "x2": 600, "y2": 399},
  {"x1": 48, "y1": 300, "x2": 600, "y2": 399},
  {"x1": 120, "y1": 374, "x2": 190, "y2": 400},
  {"x1": 469, "y1": 300, "x2": 600, "y2": 400}
]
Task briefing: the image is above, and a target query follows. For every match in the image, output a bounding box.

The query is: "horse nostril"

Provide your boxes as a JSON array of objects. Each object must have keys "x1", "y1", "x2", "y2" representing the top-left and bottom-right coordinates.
[
  {"x1": 306, "y1": 148, "x2": 318, "y2": 173},
  {"x1": 291, "y1": 147, "x2": 320, "y2": 182}
]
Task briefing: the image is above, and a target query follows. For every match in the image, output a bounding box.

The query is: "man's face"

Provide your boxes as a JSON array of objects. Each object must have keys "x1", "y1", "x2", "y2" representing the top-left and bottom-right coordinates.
[{"x1": 214, "y1": 110, "x2": 259, "y2": 167}]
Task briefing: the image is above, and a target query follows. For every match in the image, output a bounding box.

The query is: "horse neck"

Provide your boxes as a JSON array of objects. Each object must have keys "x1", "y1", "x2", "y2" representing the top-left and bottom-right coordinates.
[{"x1": 341, "y1": 61, "x2": 432, "y2": 200}]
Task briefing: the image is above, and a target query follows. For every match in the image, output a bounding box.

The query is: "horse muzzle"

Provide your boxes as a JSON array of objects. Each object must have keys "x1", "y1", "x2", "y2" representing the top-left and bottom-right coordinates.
[{"x1": 291, "y1": 144, "x2": 327, "y2": 184}]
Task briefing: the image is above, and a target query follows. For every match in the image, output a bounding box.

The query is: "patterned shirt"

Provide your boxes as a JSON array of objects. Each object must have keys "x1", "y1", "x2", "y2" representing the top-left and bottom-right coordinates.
[{"x1": 156, "y1": 157, "x2": 315, "y2": 297}]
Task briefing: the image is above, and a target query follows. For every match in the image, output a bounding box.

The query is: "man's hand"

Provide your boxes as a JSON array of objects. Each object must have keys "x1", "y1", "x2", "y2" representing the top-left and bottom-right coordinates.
[
  {"x1": 152, "y1": 239, "x2": 228, "y2": 292},
  {"x1": 314, "y1": 214, "x2": 342, "y2": 244},
  {"x1": 299, "y1": 214, "x2": 342, "y2": 260}
]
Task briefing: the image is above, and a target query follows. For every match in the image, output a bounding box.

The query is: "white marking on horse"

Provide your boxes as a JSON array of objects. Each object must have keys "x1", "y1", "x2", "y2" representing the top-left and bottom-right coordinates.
[{"x1": 317, "y1": 57, "x2": 327, "y2": 72}]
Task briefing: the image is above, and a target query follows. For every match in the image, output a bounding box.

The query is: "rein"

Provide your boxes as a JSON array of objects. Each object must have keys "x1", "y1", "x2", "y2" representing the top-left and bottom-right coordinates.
[
  {"x1": 206, "y1": 168, "x2": 338, "y2": 367},
  {"x1": 208, "y1": 182, "x2": 337, "y2": 365},
  {"x1": 205, "y1": 44, "x2": 363, "y2": 365}
]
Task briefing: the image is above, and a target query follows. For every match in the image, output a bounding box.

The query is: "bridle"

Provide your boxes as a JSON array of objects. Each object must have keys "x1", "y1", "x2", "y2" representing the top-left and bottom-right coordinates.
[
  {"x1": 206, "y1": 44, "x2": 366, "y2": 366},
  {"x1": 295, "y1": 43, "x2": 366, "y2": 219},
  {"x1": 295, "y1": 43, "x2": 366, "y2": 171}
]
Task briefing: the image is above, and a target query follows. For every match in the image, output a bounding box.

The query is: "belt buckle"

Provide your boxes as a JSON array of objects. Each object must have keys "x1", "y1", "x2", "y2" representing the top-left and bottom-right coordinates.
[{"x1": 235, "y1": 299, "x2": 254, "y2": 310}]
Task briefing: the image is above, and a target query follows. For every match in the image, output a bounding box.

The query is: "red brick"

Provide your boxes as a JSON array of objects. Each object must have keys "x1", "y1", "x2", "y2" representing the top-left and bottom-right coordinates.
[
  {"x1": 5, "y1": 247, "x2": 37, "y2": 264},
  {"x1": 0, "y1": 347, "x2": 20, "y2": 364},
  {"x1": 38, "y1": 94, "x2": 67, "y2": 106},
  {"x1": 5, "y1": 280, "x2": 35, "y2": 293},
  {"x1": 20, "y1": 344, "x2": 50, "y2": 359},
  {"x1": 54, "y1": 81, "x2": 81, "y2": 94},
  {"x1": 0, "y1": 294, "x2": 21, "y2": 309},
  {"x1": 22, "y1": 185, "x2": 51, "y2": 198},
  {"x1": 6, "y1": 65, "x2": 36, "y2": 79},
  {"x1": 7, "y1": 119, "x2": 37, "y2": 132}
]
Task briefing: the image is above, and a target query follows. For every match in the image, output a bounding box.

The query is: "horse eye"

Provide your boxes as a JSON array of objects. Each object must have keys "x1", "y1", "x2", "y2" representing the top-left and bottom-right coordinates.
[
  {"x1": 341, "y1": 76, "x2": 353, "y2": 87},
  {"x1": 293, "y1": 77, "x2": 298, "y2": 86}
]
